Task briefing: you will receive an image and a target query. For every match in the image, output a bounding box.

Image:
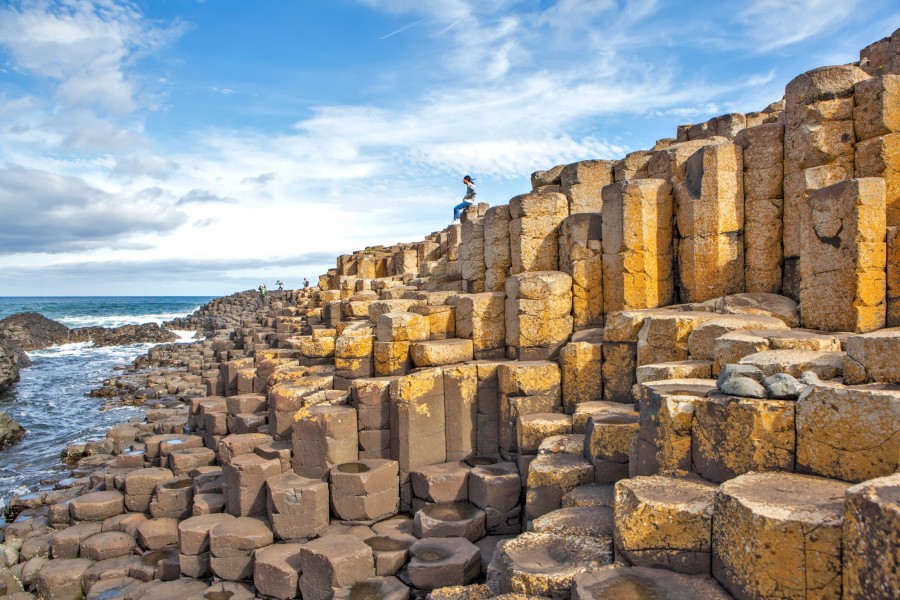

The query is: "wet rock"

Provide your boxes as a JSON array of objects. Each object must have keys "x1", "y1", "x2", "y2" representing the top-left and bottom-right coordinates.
[{"x1": 0, "y1": 411, "x2": 25, "y2": 450}]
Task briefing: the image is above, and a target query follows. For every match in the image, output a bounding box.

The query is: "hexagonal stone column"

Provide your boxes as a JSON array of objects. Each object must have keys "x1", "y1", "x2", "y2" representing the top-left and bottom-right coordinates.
[
  {"x1": 411, "y1": 462, "x2": 470, "y2": 505},
  {"x1": 266, "y1": 471, "x2": 329, "y2": 541},
  {"x1": 712, "y1": 471, "x2": 849, "y2": 600},
  {"x1": 149, "y1": 477, "x2": 195, "y2": 519},
  {"x1": 390, "y1": 368, "x2": 447, "y2": 477},
  {"x1": 572, "y1": 565, "x2": 732, "y2": 600},
  {"x1": 843, "y1": 473, "x2": 900, "y2": 599},
  {"x1": 222, "y1": 454, "x2": 281, "y2": 517},
  {"x1": 35, "y1": 558, "x2": 94, "y2": 600},
  {"x1": 614, "y1": 475, "x2": 717, "y2": 574},
  {"x1": 298, "y1": 534, "x2": 375, "y2": 600},
  {"x1": 601, "y1": 179, "x2": 674, "y2": 313},
  {"x1": 68, "y1": 490, "x2": 124, "y2": 522},
  {"x1": 505, "y1": 271, "x2": 573, "y2": 362},
  {"x1": 124, "y1": 467, "x2": 173, "y2": 513},
  {"x1": 468, "y1": 460, "x2": 522, "y2": 535},
  {"x1": 292, "y1": 405, "x2": 358, "y2": 480},
  {"x1": 525, "y1": 453, "x2": 593, "y2": 521},
  {"x1": 797, "y1": 383, "x2": 900, "y2": 483},
  {"x1": 330, "y1": 459, "x2": 399, "y2": 523},
  {"x1": 407, "y1": 537, "x2": 481, "y2": 590},
  {"x1": 334, "y1": 576, "x2": 409, "y2": 600},
  {"x1": 209, "y1": 516, "x2": 274, "y2": 581},
  {"x1": 517, "y1": 413, "x2": 572, "y2": 456},
  {"x1": 254, "y1": 543, "x2": 304, "y2": 600},
  {"x1": 584, "y1": 411, "x2": 639, "y2": 484},
  {"x1": 178, "y1": 513, "x2": 235, "y2": 578},
  {"x1": 413, "y1": 502, "x2": 486, "y2": 542},
  {"x1": 691, "y1": 392, "x2": 795, "y2": 483},
  {"x1": 488, "y1": 532, "x2": 611, "y2": 598},
  {"x1": 455, "y1": 293, "x2": 506, "y2": 359}
]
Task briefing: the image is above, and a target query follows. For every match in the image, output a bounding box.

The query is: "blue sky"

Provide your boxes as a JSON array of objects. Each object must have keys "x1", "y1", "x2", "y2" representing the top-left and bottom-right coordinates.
[{"x1": 0, "y1": 0, "x2": 896, "y2": 296}]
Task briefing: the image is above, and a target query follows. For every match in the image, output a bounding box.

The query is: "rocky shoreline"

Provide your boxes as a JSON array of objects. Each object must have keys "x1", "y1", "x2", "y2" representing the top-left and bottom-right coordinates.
[{"x1": 2, "y1": 29, "x2": 900, "y2": 600}]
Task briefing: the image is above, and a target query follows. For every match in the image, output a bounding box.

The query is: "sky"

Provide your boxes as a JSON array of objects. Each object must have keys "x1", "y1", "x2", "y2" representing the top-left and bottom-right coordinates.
[{"x1": 0, "y1": 0, "x2": 897, "y2": 296}]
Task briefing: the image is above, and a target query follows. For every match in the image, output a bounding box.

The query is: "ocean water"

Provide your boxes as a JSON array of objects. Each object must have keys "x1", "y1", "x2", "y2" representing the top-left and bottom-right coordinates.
[{"x1": 0, "y1": 296, "x2": 213, "y2": 510}]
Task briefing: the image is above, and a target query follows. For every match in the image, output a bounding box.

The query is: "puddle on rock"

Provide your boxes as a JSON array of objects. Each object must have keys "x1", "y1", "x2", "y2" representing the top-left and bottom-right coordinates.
[
  {"x1": 337, "y1": 462, "x2": 371, "y2": 474},
  {"x1": 425, "y1": 503, "x2": 478, "y2": 521},
  {"x1": 586, "y1": 575, "x2": 665, "y2": 600},
  {"x1": 347, "y1": 580, "x2": 382, "y2": 600},
  {"x1": 415, "y1": 547, "x2": 449, "y2": 562},
  {"x1": 365, "y1": 536, "x2": 410, "y2": 552}
]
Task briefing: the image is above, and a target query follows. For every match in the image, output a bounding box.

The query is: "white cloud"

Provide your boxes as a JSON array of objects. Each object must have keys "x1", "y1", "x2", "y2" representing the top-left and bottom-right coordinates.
[
  {"x1": 0, "y1": 163, "x2": 186, "y2": 254},
  {"x1": 737, "y1": 0, "x2": 861, "y2": 50},
  {"x1": 0, "y1": 0, "x2": 186, "y2": 114}
]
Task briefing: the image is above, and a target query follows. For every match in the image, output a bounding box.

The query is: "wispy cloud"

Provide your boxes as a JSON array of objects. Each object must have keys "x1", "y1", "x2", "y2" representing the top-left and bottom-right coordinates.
[
  {"x1": 380, "y1": 18, "x2": 424, "y2": 39},
  {"x1": 736, "y1": 0, "x2": 861, "y2": 50}
]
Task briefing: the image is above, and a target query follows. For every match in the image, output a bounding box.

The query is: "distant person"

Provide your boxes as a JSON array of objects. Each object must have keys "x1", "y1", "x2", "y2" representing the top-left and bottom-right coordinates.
[
  {"x1": 453, "y1": 175, "x2": 476, "y2": 222},
  {"x1": 258, "y1": 284, "x2": 267, "y2": 302},
  {"x1": 303, "y1": 278, "x2": 310, "y2": 289},
  {"x1": 276, "y1": 280, "x2": 284, "y2": 291}
]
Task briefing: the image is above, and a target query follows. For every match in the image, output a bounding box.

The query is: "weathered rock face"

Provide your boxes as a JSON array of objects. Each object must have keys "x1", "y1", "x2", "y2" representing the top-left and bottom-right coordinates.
[
  {"x1": 0, "y1": 337, "x2": 20, "y2": 392},
  {"x1": 0, "y1": 410, "x2": 25, "y2": 449},
  {"x1": 0, "y1": 312, "x2": 70, "y2": 350}
]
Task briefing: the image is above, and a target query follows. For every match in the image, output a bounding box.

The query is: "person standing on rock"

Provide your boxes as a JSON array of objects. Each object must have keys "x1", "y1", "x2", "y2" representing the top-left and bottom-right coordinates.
[
  {"x1": 303, "y1": 278, "x2": 309, "y2": 289},
  {"x1": 453, "y1": 175, "x2": 476, "y2": 222},
  {"x1": 258, "y1": 284, "x2": 267, "y2": 304}
]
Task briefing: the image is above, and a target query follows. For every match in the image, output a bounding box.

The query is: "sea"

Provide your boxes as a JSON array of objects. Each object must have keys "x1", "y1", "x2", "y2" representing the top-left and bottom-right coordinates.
[{"x1": 0, "y1": 296, "x2": 214, "y2": 511}]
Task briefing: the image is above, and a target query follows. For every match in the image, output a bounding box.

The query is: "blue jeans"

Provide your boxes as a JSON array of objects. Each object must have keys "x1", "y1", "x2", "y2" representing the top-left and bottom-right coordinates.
[{"x1": 454, "y1": 201, "x2": 473, "y2": 220}]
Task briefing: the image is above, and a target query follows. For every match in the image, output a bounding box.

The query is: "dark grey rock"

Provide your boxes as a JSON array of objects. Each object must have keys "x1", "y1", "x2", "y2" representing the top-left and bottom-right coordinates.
[
  {"x1": 762, "y1": 373, "x2": 805, "y2": 399},
  {"x1": 0, "y1": 410, "x2": 25, "y2": 450},
  {"x1": 0, "y1": 312, "x2": 70, "y2": 351},
  {"x1": 799, "y1": 370, "x2": 822, "y2": 386},
  {"x1": 716, "y1": 364, "x2": 765, "y2": 389},
  {"x1": 719, "y1": 376, "x2": 768, "y2": 399}
]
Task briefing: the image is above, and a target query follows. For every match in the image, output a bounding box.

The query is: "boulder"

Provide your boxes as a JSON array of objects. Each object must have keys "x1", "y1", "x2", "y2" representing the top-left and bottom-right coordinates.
[{"x1": 0, "y1": 411, "x2": 25, "y2": 450}]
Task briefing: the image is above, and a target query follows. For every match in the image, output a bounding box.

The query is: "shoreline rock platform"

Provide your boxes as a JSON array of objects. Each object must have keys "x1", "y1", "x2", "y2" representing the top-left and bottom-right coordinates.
[{"x1": 2, "y1": 29, "x2": 900, "y2": 600}]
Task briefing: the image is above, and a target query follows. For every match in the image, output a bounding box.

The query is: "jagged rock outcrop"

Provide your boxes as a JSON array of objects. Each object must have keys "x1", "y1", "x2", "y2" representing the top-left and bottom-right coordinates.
[
  {"x1": 0, "y1": 312, "x2": 70, "y2": 350},
  {"x1": 69, "y1": 323, "x2": 178, "y2": 347},
  {"x1": 0, "y1": 410, "x2": 25, "y2": 449},
  {"x1": 0, "y1": 336, "x2": 20, "y2": 392}
]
